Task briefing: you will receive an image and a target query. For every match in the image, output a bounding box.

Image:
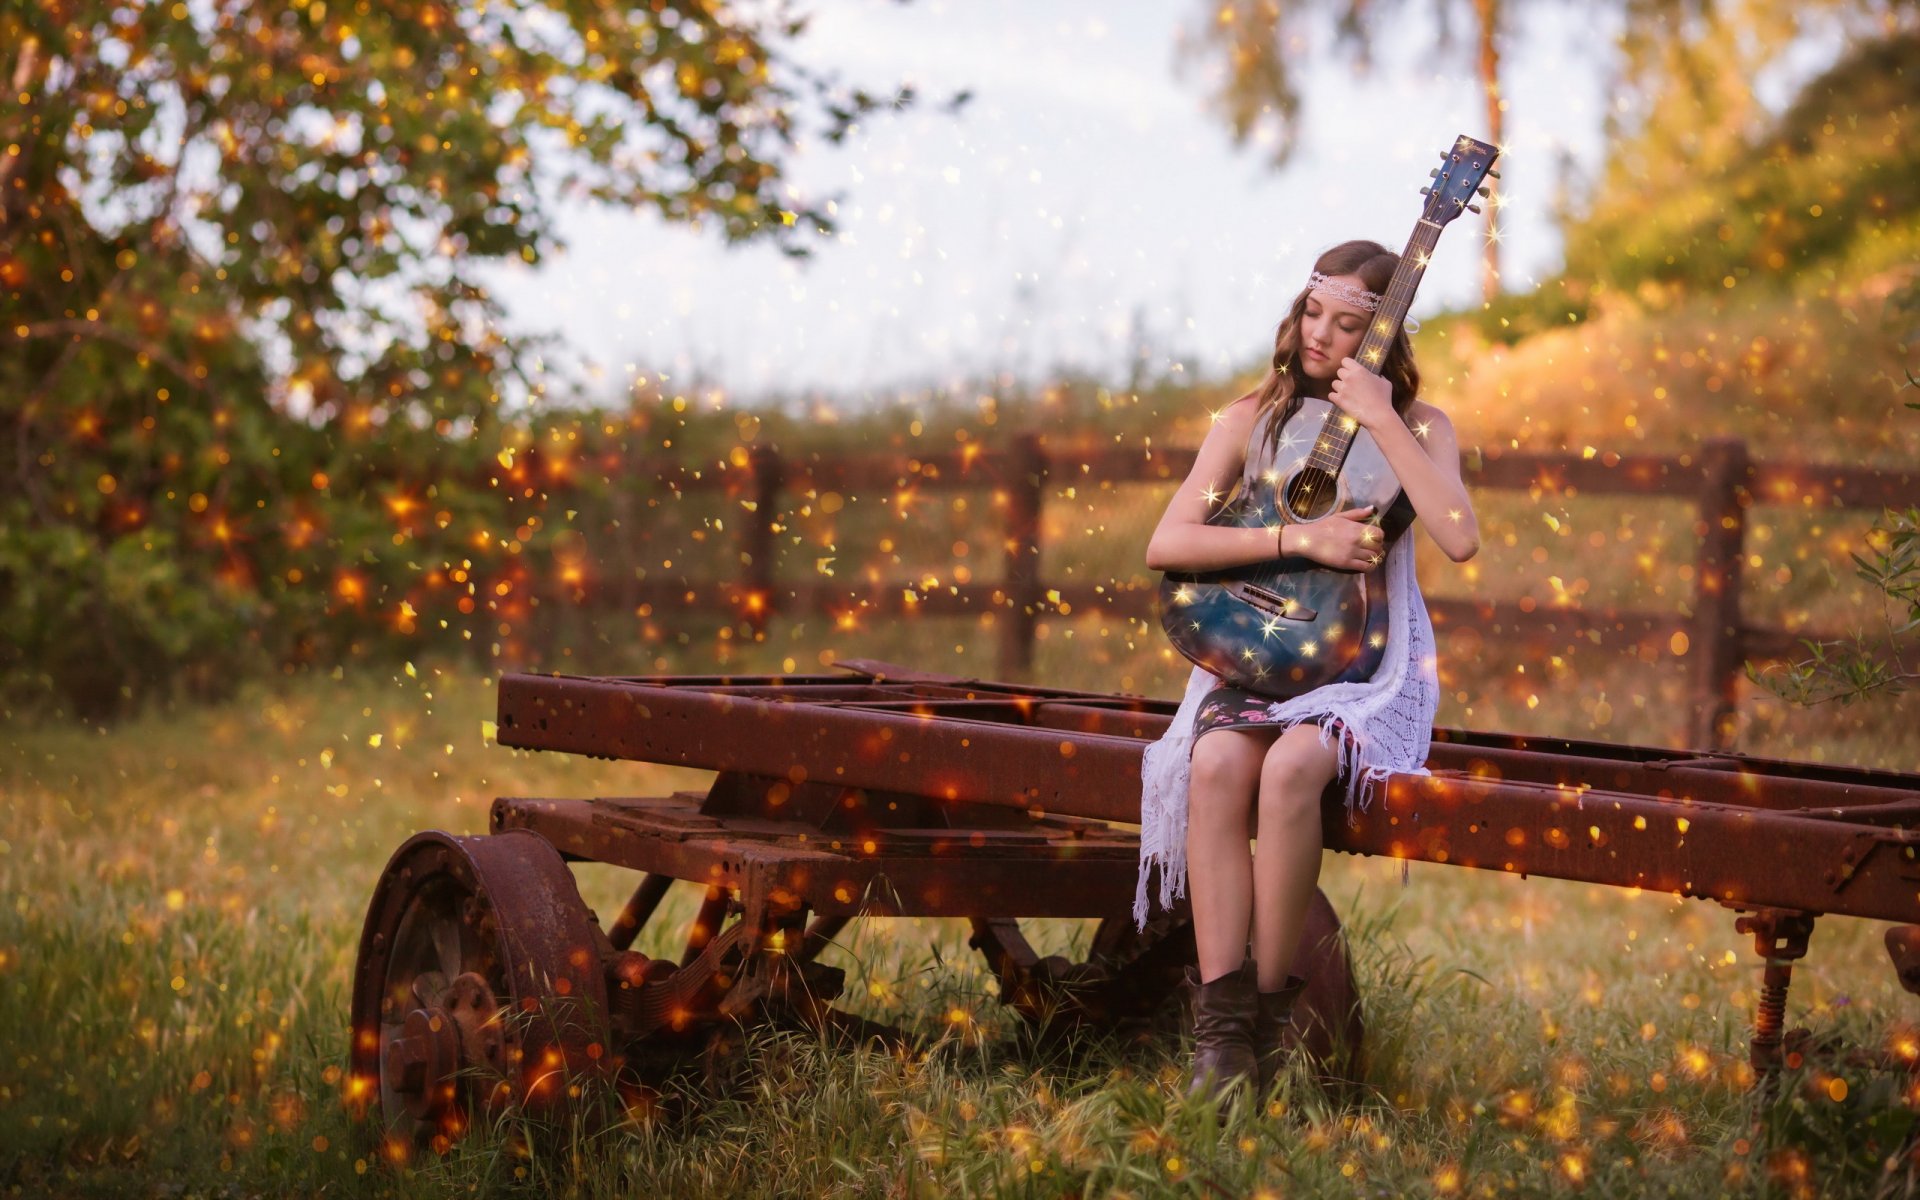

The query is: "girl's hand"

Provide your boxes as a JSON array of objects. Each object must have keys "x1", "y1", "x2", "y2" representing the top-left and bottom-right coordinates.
[
  {"x1": 1288, "y1": 504, "x2": 1385, "y2": 570},
  {"x1": 1329, "y1": 359, "x2": 1395, "y2": 430}
]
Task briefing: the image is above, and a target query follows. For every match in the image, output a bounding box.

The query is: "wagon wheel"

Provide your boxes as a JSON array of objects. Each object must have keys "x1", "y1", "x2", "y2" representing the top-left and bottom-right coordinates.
[
  {"x1": 969, "y1": 887, "x2": 1365, "y2": 1085},
  {"x1": 348, "y1": 830, "x2": 612, "y2": 1155}
]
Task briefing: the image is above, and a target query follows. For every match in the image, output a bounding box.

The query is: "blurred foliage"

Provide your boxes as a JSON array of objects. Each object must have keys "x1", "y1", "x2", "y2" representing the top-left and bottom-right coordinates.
[
  {"x1": 1432, "y1": 15, "x2": 1919, "y2": 345},
  {"x1": 1180, "y1": 1, "x2": 1916, "y2": 338},
  {"x1": 1565, "y1": 14, "x2": 1920, "y2": 302},
  {"x1": 1748, "y1": 283, "x2": 1920, "y2": 708},
  {"x1": 0, "y1": 0, "x2": 911, "y2": 717},
  {"x1": 6, "y1": 0, "x2": 1918, "y2": 726}
]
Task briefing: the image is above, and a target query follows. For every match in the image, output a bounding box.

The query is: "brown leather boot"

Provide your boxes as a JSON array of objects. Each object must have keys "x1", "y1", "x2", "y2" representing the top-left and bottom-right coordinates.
[
  {"x1": 1252, "y1": 974, "x2": 1308, "y2": 1098},
  {"x1": 1184, "y1": 960, "x2": 1258, "y2": 1104}
]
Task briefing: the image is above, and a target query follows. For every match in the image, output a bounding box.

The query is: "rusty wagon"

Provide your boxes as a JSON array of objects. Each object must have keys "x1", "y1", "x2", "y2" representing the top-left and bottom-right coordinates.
[{"x1": 348, "y1": 658, "x2": 1920, "y2": 1147}]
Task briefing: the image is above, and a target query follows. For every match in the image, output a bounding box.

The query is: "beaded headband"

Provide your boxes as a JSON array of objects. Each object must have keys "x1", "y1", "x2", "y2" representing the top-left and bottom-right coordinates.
[
  {"x1": 1306, "y1": 271, "x2": 1382, "y2": 312},
  {"x1": 1303, "y1": 271, "x2": 1418, "y2": 333}
]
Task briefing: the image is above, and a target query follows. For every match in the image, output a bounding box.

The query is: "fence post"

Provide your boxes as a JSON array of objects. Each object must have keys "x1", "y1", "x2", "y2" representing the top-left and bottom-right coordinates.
[
  {"x1": 1000, "y1": 432, "x2": 1046, "y2": 678},
  {"x1": 743, "y1": 443, "x2": 782, "y2": 635},
  {"x1": 1689, "y1": 437, "x2": 1750, "y2": 750}
]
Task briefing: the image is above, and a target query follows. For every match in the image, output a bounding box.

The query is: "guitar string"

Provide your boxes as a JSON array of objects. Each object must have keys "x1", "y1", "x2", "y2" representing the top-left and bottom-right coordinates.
[
  {"x1": 1301, "y1": 222, "x2": 1436, "y2": 485},
  {"x1": 1287, "y1": 164, "x2": 1483, "y2": 559},
  {"x1": 1275, "y1": 171, "x2": 1475, "y2": 569},
  {"x1": 1227, "y1": 174, "x2": 1476, "y2": 666},
  {"x1": 1293, "y1": 222, "x2": 1441, "y2": 545},
  {"x1": 1299, "y1": 248, "x2": 1422, "y2": 504}
]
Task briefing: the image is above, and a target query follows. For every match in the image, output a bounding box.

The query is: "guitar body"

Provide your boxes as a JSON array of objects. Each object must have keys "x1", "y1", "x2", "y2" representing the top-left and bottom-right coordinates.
[{"x1": 1158, "y1": 398, "x2": 1416, "y2": 698}]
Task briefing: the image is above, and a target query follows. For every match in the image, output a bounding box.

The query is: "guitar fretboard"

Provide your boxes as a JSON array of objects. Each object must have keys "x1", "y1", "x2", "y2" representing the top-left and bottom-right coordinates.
[{"x1": 1302, "y1": 221, "x2": 1443, "y2": 476}]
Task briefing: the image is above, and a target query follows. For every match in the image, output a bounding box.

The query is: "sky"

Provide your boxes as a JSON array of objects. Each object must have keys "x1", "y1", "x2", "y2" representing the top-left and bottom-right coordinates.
[{"x1": 476, "y1": 1, "x2": 1629, "y2": 408}]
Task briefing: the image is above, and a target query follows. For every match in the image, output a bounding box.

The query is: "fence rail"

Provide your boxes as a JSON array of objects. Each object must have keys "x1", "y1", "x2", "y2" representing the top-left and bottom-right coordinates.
[{"x1": 526, "y1": 434, "x2": 1914, "y2": 751}]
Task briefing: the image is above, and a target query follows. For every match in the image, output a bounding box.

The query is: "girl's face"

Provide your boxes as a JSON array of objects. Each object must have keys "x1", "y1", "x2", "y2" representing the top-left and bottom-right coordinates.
[{"x1": 1299, "y1": 275, "x2": 1373, "y2": 383}]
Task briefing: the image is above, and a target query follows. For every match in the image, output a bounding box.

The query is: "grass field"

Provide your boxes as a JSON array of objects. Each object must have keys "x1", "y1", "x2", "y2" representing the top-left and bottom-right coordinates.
[{"x1": 4, "y1": 616, "x2": 1918, "y2": 1198}]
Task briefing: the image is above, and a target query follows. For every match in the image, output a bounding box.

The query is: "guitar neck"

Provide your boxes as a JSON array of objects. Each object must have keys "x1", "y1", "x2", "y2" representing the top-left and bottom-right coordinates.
[{"x1": 1303, "y1": 221, "x2": 1442, "y2": 476}]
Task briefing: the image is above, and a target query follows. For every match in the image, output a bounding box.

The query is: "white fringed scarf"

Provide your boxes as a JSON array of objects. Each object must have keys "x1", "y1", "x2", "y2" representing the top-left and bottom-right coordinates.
[{"x1": 1132, "y1": 529, "x2": 1440, "y2": 929}]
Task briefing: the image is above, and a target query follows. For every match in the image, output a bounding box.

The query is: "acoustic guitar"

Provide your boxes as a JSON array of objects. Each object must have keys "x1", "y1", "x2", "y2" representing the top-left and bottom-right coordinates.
[{"x1": 1157, "y1": 134, "x2": 1500, "y2": 697}]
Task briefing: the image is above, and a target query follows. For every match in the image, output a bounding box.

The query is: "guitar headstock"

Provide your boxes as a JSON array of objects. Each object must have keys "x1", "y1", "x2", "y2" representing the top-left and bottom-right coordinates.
[{"x1": 1420, "y1": 134, "x2": 1500, "y2": 228}]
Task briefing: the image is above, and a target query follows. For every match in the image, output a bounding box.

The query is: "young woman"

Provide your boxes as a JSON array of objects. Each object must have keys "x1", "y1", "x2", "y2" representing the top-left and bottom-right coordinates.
[{"x1": 1136, "y1": 239, "x2": 1480, "y2": 1103}]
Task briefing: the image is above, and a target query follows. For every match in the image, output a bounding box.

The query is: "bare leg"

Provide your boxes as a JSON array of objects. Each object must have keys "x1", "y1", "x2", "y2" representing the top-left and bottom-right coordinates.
[
  {"x1": 1186, "y1": 726, "x2": 1281, "y2": 982},
  {"x1": 1250, "y1": 723, "x2": 1340, "y2": 992}
]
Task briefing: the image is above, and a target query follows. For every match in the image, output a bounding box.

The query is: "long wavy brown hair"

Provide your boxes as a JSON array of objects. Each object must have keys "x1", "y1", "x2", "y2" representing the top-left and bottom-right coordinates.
[{"x1": 1249, "y1": 239, "x2": 1421, "y2": 466}]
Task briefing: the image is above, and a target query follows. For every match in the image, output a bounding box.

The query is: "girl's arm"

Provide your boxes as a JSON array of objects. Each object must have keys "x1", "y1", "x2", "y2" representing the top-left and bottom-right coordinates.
[
  {"x1": 1369, "y1": 405, "x2": 1480, "y2": 562},
  {"x1": 1144, "y1": 393, "x2": 1286, "y2": 572},
  {"x1": 1327, "y1": 355, "x2": 1478, "y2": 562}
]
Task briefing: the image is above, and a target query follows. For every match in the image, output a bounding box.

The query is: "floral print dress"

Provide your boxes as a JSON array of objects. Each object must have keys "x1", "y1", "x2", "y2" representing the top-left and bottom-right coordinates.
[{"x1": 1191, "y1": 684, "x2": 1354, "y2": 753}]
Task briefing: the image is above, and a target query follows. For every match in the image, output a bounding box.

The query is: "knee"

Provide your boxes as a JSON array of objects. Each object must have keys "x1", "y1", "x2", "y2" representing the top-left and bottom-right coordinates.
[
  {"x1": 1257, "y1": 748, "x2": 1332, "y2": 822},
  {"x1": 1188, "y1": 741, "x2": 1251, "y2": 823},
  {"x1": 1256, "y1": 781, "x2": 1320, "y2": 826}
]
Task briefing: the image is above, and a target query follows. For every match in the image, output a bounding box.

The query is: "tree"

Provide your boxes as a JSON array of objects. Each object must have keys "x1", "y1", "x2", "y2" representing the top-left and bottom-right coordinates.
[
  {"x1": 1174, "y1": 0, "x2": 1519, "y2": 303},
  {"x1": 1175, "y1": 0, "x2": 1914, "y2": 309},
  {"x1": 1564, "y1": 1, "x2": 1916, "y2": 299},
  {"x1": 0, "y1": 0, "x2": 916, "y2": 715}
]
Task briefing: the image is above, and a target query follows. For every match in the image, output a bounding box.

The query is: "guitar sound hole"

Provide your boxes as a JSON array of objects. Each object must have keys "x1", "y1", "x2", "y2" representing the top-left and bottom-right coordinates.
[{"x1": 1283, "y1": 469, "x2": 1341, "y2": 521}]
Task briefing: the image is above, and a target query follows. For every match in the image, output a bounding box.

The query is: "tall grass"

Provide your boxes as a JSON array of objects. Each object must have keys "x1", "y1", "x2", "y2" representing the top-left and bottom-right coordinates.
[{"x1": 3, "y1": 644, "x2": 1916, "y2": 1197}]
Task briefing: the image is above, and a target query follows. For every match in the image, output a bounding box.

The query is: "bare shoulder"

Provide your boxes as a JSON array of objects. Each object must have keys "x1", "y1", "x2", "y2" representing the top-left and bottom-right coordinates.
[
  {"x1": 1403, "y1": 398, "x2": 1452, "y2": 433},
  {"x1": 1212, "y1": 389, "x2": 1264, "y2": 433},
  {"x1": 1406, "y1": 400, "x2": 1462, "y2": 448},
  {"x1": 1183, "y1": 389, "x2": 1263, "y2": 481},
  {"x1": 1223, "y1": 388, "x2": 1263, "y2": 419}
]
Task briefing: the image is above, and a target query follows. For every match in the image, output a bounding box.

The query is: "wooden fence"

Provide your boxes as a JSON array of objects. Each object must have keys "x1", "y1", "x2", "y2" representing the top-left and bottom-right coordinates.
[{"x1": 527, "y1": 434, "x2": 1914, "y2": 751}]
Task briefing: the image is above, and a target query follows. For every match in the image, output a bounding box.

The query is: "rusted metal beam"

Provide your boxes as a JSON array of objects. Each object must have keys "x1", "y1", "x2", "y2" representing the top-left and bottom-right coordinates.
[
  {"x1": 496, "y1": 672, "x2": 1147, "y2": 822},
  {"x1": 500, "y1": 667, "x2": 1919, "y2": 814},
  {"x1": 490, "y1": 795, "x2": 1142, "y2": 919},
  {"x1": 495, "y1": 663, "x2": 1920, "y2": 925},
  {"x1": 1335, "y1": 772, "x2": 1920, "y2": 923}
]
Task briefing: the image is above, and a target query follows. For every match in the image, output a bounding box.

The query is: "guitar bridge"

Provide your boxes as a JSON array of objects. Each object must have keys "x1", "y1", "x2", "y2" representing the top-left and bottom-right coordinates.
[{"x1": 1243, "y1": 582, "x2": 1317, "y2": 622}]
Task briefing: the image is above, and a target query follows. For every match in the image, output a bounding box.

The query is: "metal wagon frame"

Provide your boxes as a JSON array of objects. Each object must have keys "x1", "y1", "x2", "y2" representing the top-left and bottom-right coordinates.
[{"x1": 347, "y1": 658, "x2": 1920, "y2": 1148}]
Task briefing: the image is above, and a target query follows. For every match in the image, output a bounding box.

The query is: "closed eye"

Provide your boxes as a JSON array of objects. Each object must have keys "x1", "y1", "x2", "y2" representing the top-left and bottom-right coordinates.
[{"x1": 1307, "y1": 306, "x2": 1361, "y2": 332}]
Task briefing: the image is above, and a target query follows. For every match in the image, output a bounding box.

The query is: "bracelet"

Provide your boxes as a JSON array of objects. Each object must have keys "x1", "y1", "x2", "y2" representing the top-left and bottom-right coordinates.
[{"x1": 1274, "y1": 525, "x2": 1285, "y2": 556}]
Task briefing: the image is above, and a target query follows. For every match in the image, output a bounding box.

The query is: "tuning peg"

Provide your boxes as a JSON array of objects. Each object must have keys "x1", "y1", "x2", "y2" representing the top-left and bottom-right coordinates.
[
  {"x1": 1488, "y1": 169, "x2": 1501, "y2": 180},
  {"x1": 1467, "y1": 203, "x2": 1482, "y2": 214},
  {"x1": 1430, "y1": 169, "x2": 1441, "y2": 178},
  {"x1": 1420, "y1": 187, "x2": 1433, "y2": 196},
  {"x1": 1476, "y1": 186, "x2": 1490, "y2": 197}
]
